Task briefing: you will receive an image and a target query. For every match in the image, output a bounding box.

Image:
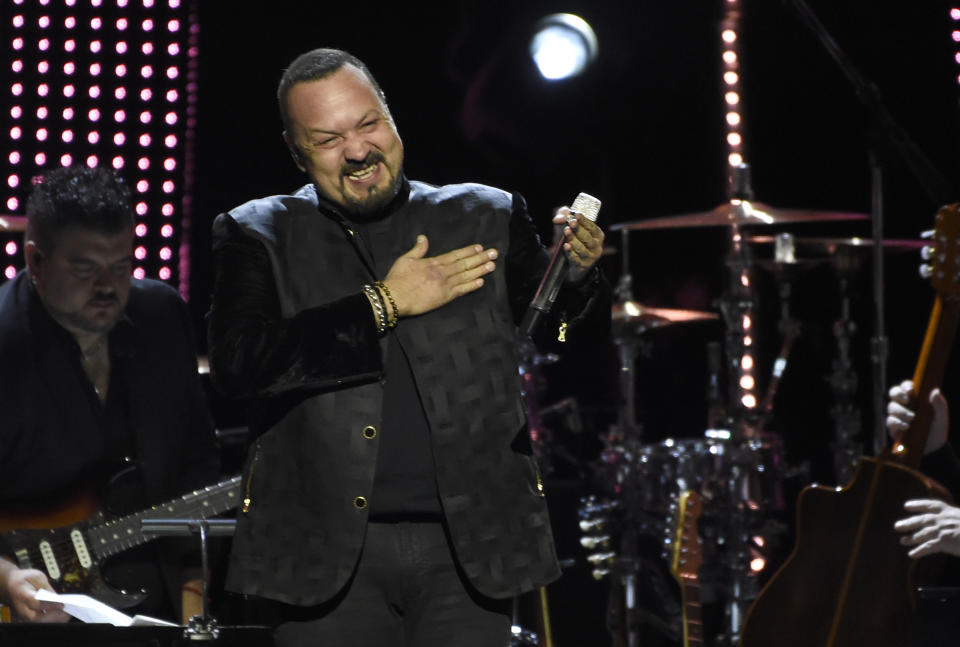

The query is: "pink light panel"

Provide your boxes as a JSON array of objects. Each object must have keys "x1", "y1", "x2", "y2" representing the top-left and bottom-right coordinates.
[{"x1": 4, "y1": 0, "x2": 198, "y2": 298}]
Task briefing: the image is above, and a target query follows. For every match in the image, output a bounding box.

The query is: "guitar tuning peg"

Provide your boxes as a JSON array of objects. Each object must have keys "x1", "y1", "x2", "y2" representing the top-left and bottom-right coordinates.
[
  {"x1": 921, "y1": 229, "x2": 935, "y2": 240},
  {"x1": 591, "y1": 568, "x2": 611, "y2": 580},
  {"x1": 921, "y1": 246, "x2": 934, "y2": 261},
  {"x1": 919, "y1": 264, "x2": 933, "y2": 279}
]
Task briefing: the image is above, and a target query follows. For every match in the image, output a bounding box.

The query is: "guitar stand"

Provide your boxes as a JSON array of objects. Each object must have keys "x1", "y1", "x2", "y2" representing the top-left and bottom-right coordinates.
[{"x1": 140, "y1": 518, "x2": 237, "y2": 641}]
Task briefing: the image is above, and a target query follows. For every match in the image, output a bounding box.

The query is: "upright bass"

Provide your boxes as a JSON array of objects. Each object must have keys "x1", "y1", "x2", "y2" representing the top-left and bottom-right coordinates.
[{"x1": 739, "y1": 204, "x2": 960, "y2": 647}]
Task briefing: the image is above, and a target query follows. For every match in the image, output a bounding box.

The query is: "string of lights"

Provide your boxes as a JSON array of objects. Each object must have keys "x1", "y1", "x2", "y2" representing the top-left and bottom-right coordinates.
[{"x1": 4, "y1": 0, "x2": 197, "y2": 296}]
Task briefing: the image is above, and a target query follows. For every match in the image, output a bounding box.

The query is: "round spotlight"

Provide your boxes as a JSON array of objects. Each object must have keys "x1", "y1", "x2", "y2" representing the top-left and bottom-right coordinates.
[{"x1": 529, "y1": 13, "x2": 598, "y2": 81}]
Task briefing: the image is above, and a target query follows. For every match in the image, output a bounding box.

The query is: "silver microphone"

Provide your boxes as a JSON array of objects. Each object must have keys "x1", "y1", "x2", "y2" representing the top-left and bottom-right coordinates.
[{"x1": 519, "y1": 192, "x2": 601, "y2": 337}]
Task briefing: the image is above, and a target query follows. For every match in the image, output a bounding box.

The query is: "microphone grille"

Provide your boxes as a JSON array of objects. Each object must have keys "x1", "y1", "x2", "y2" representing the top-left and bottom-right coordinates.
[{"x1": 571, "y1": 192, "x2": 601, "y2": 222}]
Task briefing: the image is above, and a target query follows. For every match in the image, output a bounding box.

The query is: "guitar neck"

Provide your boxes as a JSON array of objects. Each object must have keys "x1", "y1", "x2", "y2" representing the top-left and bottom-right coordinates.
[
  {"x1": 87, "y1": 475, "x2": 241, "y2": 559},
  {"x1": 680, "y1": 578, "x2": 704, "y2": 647},
  {"x1": 889, "y1": 297, "x2": 960, "y2": 467}
]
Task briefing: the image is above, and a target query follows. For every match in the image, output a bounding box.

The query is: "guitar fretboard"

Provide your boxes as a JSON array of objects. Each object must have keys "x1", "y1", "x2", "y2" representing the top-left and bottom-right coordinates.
[{"x1": 87, "y1": 475, "x2": 241, "y2": 559}]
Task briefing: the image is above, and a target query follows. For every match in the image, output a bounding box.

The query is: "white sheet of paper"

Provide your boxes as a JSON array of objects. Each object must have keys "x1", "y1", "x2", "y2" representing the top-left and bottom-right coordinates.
[{"x1": 34, "y1": 589, "x2": 177, "y2": 627}]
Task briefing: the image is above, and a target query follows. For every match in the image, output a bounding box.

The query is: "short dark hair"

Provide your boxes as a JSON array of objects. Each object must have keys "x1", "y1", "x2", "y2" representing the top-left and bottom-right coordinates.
[
  {"x1": 26, "y1": 165, "x2": 134, "y2": 252},
  {"x1": 277, "y1": 48, "x2": 387, "y2": 133}
]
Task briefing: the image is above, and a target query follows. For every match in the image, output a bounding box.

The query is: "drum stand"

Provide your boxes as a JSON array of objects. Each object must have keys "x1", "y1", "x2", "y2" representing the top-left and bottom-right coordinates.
[{"x1": 828, "y1": 248, "x2": 863, "y2": 484}]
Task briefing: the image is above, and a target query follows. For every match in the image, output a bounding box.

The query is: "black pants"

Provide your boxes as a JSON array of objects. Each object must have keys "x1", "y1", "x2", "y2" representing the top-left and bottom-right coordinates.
[{"x1": 272, "y1": 521, "x2": 512, "y2": 647}]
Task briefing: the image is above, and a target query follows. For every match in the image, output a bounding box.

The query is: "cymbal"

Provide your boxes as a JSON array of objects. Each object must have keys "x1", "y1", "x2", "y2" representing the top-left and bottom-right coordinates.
[
  {"x1": 746, "y1": 235, "x2": 926, "y2": 255},
  {"x1": 0, "y1": 215, "x2": 27, "y2": 232},
  {"x1": 611, "y1": 201, "x2": 869, "y2": 231},
  {"x1": 612, "y1": 300, "x2": 719, "y2": 334}
]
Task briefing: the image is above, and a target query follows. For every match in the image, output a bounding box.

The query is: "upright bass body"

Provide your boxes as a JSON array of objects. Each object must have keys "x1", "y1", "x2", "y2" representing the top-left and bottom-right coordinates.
[{"x1": 740, "y1": 458, "x2": 947, "y2": 647}]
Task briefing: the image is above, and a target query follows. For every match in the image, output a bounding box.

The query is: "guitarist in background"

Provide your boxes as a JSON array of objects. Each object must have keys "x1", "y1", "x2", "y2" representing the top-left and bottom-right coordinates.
[{"x1": 0, "y1": 165, "x2": 220, "y2": 623}]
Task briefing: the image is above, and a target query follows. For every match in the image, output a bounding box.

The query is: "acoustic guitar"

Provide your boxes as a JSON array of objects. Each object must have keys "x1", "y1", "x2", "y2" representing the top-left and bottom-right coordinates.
[
  {"x1": 739, "y1": 204, "x2": 960, "y2": 647},
  {"x1": 670, "y1": 490, "x2": 705, "y2": 647},
  {"x1": 0, "y1": 475, "x2": 241, "y2": 611}
]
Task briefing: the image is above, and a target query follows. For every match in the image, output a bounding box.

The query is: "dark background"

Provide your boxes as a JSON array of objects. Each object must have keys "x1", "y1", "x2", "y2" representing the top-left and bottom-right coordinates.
[{"x1": 187, "y1": 1, "x2": 960, "y2": 643}]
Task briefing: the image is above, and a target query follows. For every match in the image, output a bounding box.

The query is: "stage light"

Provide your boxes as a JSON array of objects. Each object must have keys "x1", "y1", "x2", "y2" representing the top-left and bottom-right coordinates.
[{"x1": 529, "y1": 13, "x2": 598, "y2": 81}]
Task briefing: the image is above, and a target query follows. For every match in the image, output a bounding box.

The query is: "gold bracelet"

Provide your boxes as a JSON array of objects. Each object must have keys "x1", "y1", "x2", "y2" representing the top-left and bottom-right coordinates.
[
  {"x1": 375, "y1": 281, "x2": 399, "y2": 328},
  {"x1": 362, "y1": 284, "x2": 387, "y2": 334}
]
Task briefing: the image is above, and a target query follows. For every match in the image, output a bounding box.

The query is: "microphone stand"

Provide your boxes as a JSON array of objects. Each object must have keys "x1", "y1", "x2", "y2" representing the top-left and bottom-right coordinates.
[{"x1": 782, "y1": 0, "x2": 953, "y2": 454}]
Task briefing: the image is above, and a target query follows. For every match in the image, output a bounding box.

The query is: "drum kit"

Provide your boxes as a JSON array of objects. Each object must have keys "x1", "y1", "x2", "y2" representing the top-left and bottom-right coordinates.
[{"x1": 554, "y1": 172, "x2": 930, "y2": 647}]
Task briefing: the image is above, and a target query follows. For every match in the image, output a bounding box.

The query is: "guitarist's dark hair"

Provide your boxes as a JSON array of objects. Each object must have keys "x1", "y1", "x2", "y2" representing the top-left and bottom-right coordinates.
[{"x1": 25, "y1": 165, "x2": 134, "y2": 254}]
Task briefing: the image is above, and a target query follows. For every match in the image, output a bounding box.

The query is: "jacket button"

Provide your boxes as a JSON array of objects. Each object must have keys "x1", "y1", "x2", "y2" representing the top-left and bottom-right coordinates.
[
  {"x1": 362, "y1": 425, "x2": 377, "y2": 440},
  {"x1": 353, "y1": 496, "x2": 368, "y2": 510}
]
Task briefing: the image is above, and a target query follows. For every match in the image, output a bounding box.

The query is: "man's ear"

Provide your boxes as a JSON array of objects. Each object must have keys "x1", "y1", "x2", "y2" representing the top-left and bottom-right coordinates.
[
  {"x1": 283, "y1": 131, "x2": 306, "y2": 172},
  {"x1": 24, "y1": 240, "x2": 42, "y2": 279}
]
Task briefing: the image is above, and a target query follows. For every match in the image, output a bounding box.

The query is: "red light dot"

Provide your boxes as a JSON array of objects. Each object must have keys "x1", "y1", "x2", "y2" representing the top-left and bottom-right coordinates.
[
  {"x1": 89, "y1": 86, "x2": 102, "y2": 99},
  {"x1": 116, "y1": 18, "x2": 128, "y2": 30},
  {"x1": 7, "y1": 175, "x2": 19, "y2": 188},
  {"x1": 136, "y1": 202, "x2": 148, "y2": 215},
  {"x1": 39, "y1": 39, "x2": 50, "y2": 51},
  {"x1": 164, "y1": 112, "x2": 177, "y2": 125},
  {"x1": 65, "y1": 16, "x2": 76, "y2": 28},
  {"x1": 138, "y1": 157, "x2": 149, "y2": 170},
  {"x1": 10, "y1": 106, "x2": 23, "y2": 118},
  {"x1": 134, "y1": 246, "x2": 147, "y2": 260},
  {"x1": 59, "y1": 153, "x2": 72, "y2": 165},
  {"x1": 114, "y1": 109, "x2": 125, "y2": 122},
  {"x1": 91, "y1": 17, "x2": 102, "y2": 30},
  {"x1": 87, "y1": 131, "x2": 99, "y2": 144},
  {"x1": 136, "y1": 179, "x2": 148, "y2": 193},
  {"x1": 162, "y1": 180, "x2": 174, "y2": 193},
  {"x1": 113, "y1": 132, "x2": 125, "y2": 145},
  {"x1": 115, "y1": 87, "x2": 126, "y2": 100},
  {"x1": 161, "y1": 203, "x2": 174, "y2": 216},
  {"x1": 4, "y1": 266, "x2": 16, "y2": 280},
  {"x1": 63, "y1": 61, "x2": 75, "y2": 74},
  {"x1": 140, "y1": 88, "x2": 152, "y2": 101},
  {"x1": 115, "y1": 64, "x2": 127, "y2": 77},
  {"x1": 164, "y1": 134, "x2": 177, "y2": 148},
  {"x1": 36, "y1": 128, "x2": 48, "y2": 141},
  {"x1": 161, "y1": 224, "x2": 174, "y2": 237},
  {"x1": 133, "y1": 267, "x2": 145, "y2": 279},
  {"x1": 13, "y1": 15, "x2": 25, "y2": 28},
  {"x1": 13, "y1": 38, "x2": 24, "y2": 51},
  {"x1": 135, "y1": 224, "x2": 147, "y2": 236},
  {"x1": 38, "y1": 84, "x2": 49, "y2": 97},
  {"x1": 64, "y1": 39, "x2": 75, "y2": 52},
  {"x1": 85, "y1": 155, "x2": 97, "y2": 167},
  {"x1": 159, "y1": 267, "x2": 171, "y2": 280},
  {"x1": 36, "y1": 106, "x2": 48, "y2": 119},
  {"x1": 90, "y1": 41, "x2": 102, "y2": 54},
  {"x1": 116, "y1": 41, "x2": 128, "y2": 54},
  {"x1": 139, "y1": 111, "x2": 151, "y2": 124},
  {"x1": 35, "y1": 152, "x2": 47, "y2": 165},
  {"x1": 6, "y1": 198, "x2": 19, "y2": 211},
  {"x1": 165, "y1": 89, "x2": 178, "y2": 102},
  {"x1": 38, "y1": 61, "x2": 49, "y2": 73},
  {"x1": 38, "y1": 15, "x2": 51, "y2": 28},
  {"x1": 139, "y1": 134, "x2": 152, "y2": 146},
  {"x1": 142, "y1": 19, "x2": 154, "y2": 31},
  {"x1": 163, "y1": 158, "x2": 176, "y2": 171},
  {"x1": 88, "y1": 108, "x2": 100, "y2": 121},
  {"x1": 8, "y1": 152, "x2": 21, "y2": 164},
  {"x1": 168, "y1": 43, "x2": 180, "y2": 56},
  {"x1": 62, "y1": 107, "x2": 74, "y2": 119},
  {"x1": 10, "y1": 127, "x2": 22, "y2": 140},
  {"x1": 12, "y1": 60, "x2": 24, "y2": 73},
  {"x1": 5, "y1": 241, "x2": 17, "y2": 255},
  {"x1": 89, "y1": 63, "x2": 101, "y2": 76},
  {"x1": 142, "y1": 43, "x2": 155, "y2": 55},
  {"x1": 12, "y1": 83, "x2": 24, "y2": 96},
  {"x1": 159, "y1": 247, "x2": 172, "y2": 261},
  {"x1": 112, "y1": 156, "x2": 123, "y2": 169}
]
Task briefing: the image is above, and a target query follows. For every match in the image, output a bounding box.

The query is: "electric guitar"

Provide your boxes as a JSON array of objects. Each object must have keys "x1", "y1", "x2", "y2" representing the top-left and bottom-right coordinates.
[
  {"x1": 0, "y1": 475, "x2": 241, "y2": 610},
  {"x1": 670, "y1": 490, "x2": 704, "y2": 647}
]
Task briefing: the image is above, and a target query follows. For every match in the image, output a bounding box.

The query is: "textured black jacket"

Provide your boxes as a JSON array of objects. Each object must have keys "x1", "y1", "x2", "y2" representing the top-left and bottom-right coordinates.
[{"x1": 208, "y1": 180, "x2": 609, "y2": 605}]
